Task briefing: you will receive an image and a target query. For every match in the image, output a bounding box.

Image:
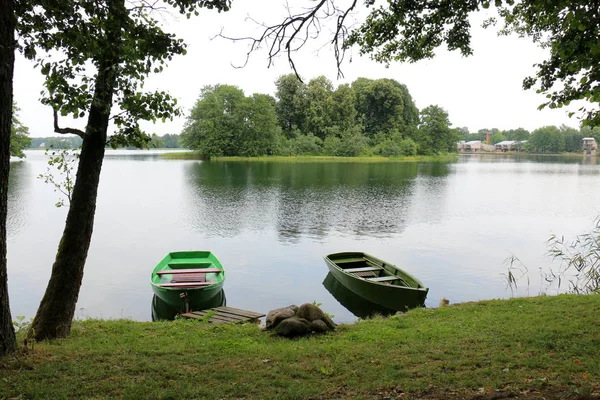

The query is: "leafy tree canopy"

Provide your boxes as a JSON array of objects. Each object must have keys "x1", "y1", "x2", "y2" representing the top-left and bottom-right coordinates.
[
  {"x1": 417, "y1": 105, "x2": 457, "y2": 155},
  {"x1": 182, "y1": 85, "x2": 281, "y2": 157}
]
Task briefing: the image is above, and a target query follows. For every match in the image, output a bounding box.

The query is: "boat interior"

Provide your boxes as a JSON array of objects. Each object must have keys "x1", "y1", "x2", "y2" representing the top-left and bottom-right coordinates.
[
  {"x1": 155, "y1": 261, "x2": 223, "y2": 288},
  {"x1": 331, "y1": 256, "x2": 413, "y2": 287}
]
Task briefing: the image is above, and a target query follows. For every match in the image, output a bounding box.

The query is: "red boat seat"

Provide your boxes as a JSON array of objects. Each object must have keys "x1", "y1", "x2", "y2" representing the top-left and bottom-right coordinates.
[
  {"x1": 156, "y1": 268, "x2": 222, "y2": 275},
  {"x1": 156, "y1": 282, "x2": 216, "y2": 288}
]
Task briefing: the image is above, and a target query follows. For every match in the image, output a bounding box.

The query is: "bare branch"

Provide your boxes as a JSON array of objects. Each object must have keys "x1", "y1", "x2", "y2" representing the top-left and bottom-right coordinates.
[
  {"x1": 54, "y1": 110, "x2": 85, "y2": 138},
  {"x1": 217, "y1": 0, "x2": 358, "y2": 82}
]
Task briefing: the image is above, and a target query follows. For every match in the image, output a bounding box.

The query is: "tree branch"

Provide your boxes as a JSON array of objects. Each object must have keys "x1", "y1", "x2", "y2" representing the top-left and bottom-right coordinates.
[
  {"x1": 217, "y1": 0, "x2": 358, "y2": 81},
  {"x1": 53, "y1": 110, "x2": 85, "y2": 138}
]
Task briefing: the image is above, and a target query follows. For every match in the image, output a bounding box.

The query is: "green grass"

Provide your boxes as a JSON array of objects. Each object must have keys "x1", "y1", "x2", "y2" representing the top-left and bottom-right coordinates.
[
  {"x1": 2, "y1": 295, "x2": 599, "y2": 399},
  {"x1": 159, "y1": 153, "x2": 458, "y2": 163}
]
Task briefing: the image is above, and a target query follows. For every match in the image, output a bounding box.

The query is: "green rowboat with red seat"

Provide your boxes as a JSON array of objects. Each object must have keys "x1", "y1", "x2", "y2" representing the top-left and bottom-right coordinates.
[{"x1": 150, "y1": 251, "x2": 225, "y2": 311}]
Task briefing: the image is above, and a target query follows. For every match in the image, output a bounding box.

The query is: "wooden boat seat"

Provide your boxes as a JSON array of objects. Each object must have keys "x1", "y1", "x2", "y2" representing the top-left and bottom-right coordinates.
[
  {"x1": 367, "y1": 276, "x2": 400, "y2": 282},
  {"x1": 157, "y1": 268, "x2": 221, "y2": 275},
  {"x1": 344, "y1": 266, "x2": 381, "y2": 273},
  {"x1": 156, "y1": 282, "x2": 216, "y2": 288},
  {"x1": 332, "y1": 257, "x2": 367, "y2": 264},
  {"x1": 171, "y1": 272, "x2": 206, "y2": 283}
]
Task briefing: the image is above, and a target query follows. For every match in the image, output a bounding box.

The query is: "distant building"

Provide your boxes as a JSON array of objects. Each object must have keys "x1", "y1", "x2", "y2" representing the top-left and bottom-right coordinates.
[
  {"x1": 457, "y1": 141, "x2": 465, "y2": 151},
  {"x1": 583, "y1": 137, "x2": 597, "y2": 156},
  {"x1": 495, "y1": 140, "x2": 516, "y2": 152},
  {"x1": 463, "y1": 140, "x2": 481, "y2": 152},
  {"x1": 513, "y1": 140, "x2": 527, "y2": 152}
]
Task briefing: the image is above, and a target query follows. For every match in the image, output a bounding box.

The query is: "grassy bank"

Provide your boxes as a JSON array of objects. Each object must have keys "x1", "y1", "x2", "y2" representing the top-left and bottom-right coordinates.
[
  {"x1": 160, "y1": 153, "x2": 458, "y2": 163},
  {"x1": 1, "y1": 295, "x2": 599, "y2": 399}
]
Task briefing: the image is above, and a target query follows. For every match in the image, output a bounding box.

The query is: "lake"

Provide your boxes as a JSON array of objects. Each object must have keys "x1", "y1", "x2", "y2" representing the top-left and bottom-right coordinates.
[{"x1": 7, "y1": 150, "x2": 600, "y2": 323}]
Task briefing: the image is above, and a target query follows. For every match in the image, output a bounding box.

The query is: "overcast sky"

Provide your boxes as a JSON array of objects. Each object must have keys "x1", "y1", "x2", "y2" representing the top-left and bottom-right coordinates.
[{"x1": 13, "y1": 1, "x2": 583, "y2": 138}]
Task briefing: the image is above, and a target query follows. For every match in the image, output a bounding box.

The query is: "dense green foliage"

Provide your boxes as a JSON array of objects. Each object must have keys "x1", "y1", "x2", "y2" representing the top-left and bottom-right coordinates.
[
  {"x1": 150, "y1": 133, "x2": 181, "y2": 149},
  {"x1": 182, "y1": 85, "x2": 281, "y2": 157},
  {"x1": 10, "y1": 103, "x2": 30, "y2": 158},
  {"x1": 344, "y1": 1, "x2": 600, "y2": 127},
  {"x1": 183, "y1": 75, "x2": 456, "y2": 157},
  {"x1": 415, "y1": 105, "x2": 458, "y2": 155},
  {"x1": 1, "y1": 295, "x2": 599, "y2": 398}
]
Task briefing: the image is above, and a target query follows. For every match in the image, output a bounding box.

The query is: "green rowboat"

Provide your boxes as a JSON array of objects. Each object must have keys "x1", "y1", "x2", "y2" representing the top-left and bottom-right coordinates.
[
  {"x1": 150, "y1": 251, "x2": 225, "y2": 311},
  {"x1": 324, "y1": 252, "x2": 428, "y2": 311}
]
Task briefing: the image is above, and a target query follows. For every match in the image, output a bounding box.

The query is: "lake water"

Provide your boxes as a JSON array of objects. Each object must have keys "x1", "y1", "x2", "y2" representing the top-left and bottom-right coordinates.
[{"x1": 7, "y1": 150, "x2": 600, "y2": 323}]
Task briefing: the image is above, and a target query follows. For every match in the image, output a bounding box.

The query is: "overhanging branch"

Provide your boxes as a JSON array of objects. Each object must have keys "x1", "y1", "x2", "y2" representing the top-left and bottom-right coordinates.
[
  {"x1": 54, "y1": 110, "x2": 85, "y2": 138},
  {"x1": 217, "y1": 0, "x2": 359, "y2": 81}
]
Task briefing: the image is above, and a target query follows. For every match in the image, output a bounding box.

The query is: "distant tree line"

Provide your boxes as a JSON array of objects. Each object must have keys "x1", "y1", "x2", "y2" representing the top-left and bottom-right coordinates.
[
  {"x1": 10, "y1": 103, "x2": 31, "y2": 158},
  {"x1": 29, "y1": 136, "x2": 83, "y2": 149},
  {"x1": 182, "y1": 75, "x2": 459, "y2": 157},
  {"x1": 459, "y1": 125, "x2": 600, "y2": 154},
  {"x1": 27, "y1": 134, "x2": 182, "y2": 150}
]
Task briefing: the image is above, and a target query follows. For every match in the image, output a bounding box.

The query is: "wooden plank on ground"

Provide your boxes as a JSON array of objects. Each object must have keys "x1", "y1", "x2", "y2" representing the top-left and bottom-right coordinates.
[
  {"x1": 187, "y1": 312, "x2": 244, "y2": 323},
  {"x1": 190, "y1": 310, "x2": 248, "y2": 321},
  {"x1": 216, "y1": 306, "x2": 265, "y2": 319},
  {"x1": 181, "y1": 306, "x2": 265, "y2": 324}
]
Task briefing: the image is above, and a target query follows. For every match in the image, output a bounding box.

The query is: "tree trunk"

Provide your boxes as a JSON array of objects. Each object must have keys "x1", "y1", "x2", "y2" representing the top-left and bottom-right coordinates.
[
  {"x1": 30, "y1": 0, "x2": 124, "y2": 341},
  {"x1": 0, "y1": 0, "x2": 17, "y2": 356}
]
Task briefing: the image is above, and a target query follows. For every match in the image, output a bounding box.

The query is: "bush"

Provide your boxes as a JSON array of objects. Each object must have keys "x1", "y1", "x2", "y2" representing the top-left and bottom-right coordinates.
[
  {"x1": 399, "y1": 138, "x2": 418, "y2": 156},
  {"x1": 375, "y1": 137, "x2": 418, "y2": 157},
  {"x1": 322, "y1": 136, "x2": 343, "y2": 156},
  {"x1": 289, "y1": 133, "x2": 323, "y2": 155}
]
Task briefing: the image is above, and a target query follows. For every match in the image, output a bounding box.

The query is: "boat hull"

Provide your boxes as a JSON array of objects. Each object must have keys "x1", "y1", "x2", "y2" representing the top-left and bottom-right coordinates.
[
  {"x1": 150, "y1": 251, "x2": 225, "y2": 311},
  {"x1": 324, "y1": 252, "x2": 428, "y2": 311}
]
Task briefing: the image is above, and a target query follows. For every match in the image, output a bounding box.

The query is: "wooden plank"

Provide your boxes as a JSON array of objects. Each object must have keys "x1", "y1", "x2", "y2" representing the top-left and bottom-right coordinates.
[
  {"x1": 190, "y1": 310, "x2": 247, "y2": 321},
  {"x1": 157, "y1": 268, "x2": 221, "y2": 275},
  {"x1": 171, "y1": 274, "x2": 206, "y2": 283},
  {"x1": 332, "y1": 257, "x2": 366, "y2": 264},
  {"x1": 215, "y1": 306, "x2": 265, "y2": 318},
  {"x1": 184, "y1": 311, "x2": 250, "y2": 323},
  {"x1": 211, "y1": 307, "x2": 259, "y2": 319},
  {"x1": 215, "y1": 311, "x2": 256, "y2": 321},
  {"x1": 191, "y1": 313, "x2": 243, "y2": 323},
  {"x1": 167, "y1": 261, "x2": 212, "y2": 266},
  {"x1": 181, "y1": 306, "x2": 265, "y2": 323},
  {"x1": 367, "y1": 276, "x2": 399, "y2": 282},
  {"x1": 344, "y1": 266, "x2": 381, "y2": 273},
  {"x1": 155, "y1": 282, "x2": 216, "y2": 288}
]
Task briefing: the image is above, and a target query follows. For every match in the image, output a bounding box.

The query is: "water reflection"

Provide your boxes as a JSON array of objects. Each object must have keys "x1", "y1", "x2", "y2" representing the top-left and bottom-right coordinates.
[
  {"x1": 7, "y1": 161, "x2": 30, "y2": 237},
  {"x1": 460, "y1": 153, "x2": 600, "y2": 165},
  {"x1": 322, "y1": 273, "x2": 396, "y2": 319},
  {"x1": 183, "y1": 162, "x2": 434, "y2": 242},
  {"x1": 151, "y1": 289, "x2": 226, "y2": 321}
]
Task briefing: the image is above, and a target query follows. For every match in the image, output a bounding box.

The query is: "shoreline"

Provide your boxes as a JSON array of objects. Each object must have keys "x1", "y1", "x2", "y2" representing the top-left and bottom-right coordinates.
[
  {"x1": 159, "y1": 153, "x2": 459, "y2": 162},
  {"x1": 2, "y1": 294, "x2": 598, "y2": 399}
]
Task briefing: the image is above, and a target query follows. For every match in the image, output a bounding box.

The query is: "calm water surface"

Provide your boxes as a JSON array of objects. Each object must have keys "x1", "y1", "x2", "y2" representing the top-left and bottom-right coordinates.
[{"x1": 7, "y1": 151, "x2": 600, "y2": 322}]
